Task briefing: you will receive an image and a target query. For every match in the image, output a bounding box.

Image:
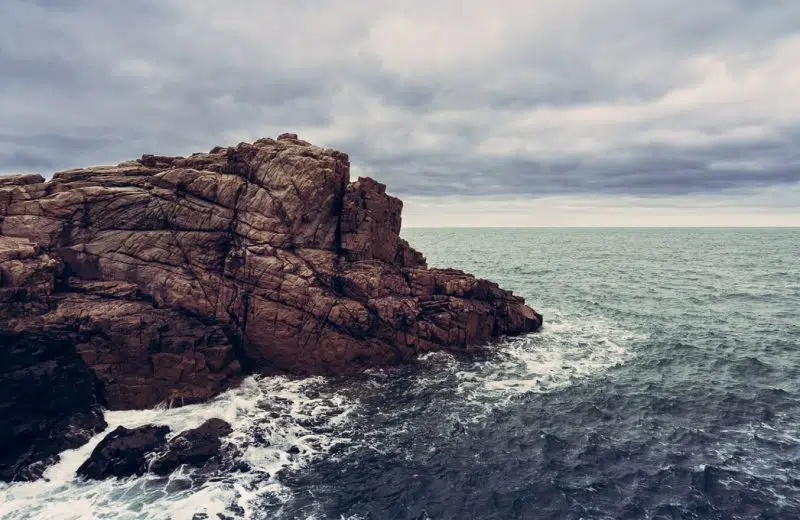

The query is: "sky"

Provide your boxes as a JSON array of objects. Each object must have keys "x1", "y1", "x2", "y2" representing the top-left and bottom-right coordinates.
[{"x1": 2, "y1": 1, "x2": 800, "y2": 227}]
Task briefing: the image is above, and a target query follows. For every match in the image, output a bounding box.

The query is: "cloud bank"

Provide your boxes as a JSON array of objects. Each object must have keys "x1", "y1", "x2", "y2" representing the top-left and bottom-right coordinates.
[{"x1": 2, "y1": 1, "x2": 800, "y2": 224}]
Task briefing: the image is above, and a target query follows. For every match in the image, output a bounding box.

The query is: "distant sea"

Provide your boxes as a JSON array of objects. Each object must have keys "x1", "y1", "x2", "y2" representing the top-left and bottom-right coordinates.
[{"x1": 2, "y1": 228, "x2": 799, "y2": 519}]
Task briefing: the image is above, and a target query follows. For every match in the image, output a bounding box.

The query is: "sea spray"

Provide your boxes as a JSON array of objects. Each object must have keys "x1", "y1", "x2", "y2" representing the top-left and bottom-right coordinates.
[{"x1": 0, "y1": 376, "x2": 359, "y2": 520}]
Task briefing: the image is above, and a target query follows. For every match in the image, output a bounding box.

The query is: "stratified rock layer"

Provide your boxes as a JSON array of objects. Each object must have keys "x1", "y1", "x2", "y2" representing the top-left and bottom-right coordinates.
[{"x1": 0, "y1": 133, "x2": 542, "y2": 480}]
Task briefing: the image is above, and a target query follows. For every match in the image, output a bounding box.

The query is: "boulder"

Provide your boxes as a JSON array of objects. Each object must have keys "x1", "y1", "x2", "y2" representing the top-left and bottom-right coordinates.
[
  {"x1": 77, "y1": 425, "x2": 170, "y2": 480},
  {"x1": 150, "y1": 418, "x2": 234, "y2": 475},
  {"x1": 76, "y1": 419, "x2": 239, "y2": 480}
]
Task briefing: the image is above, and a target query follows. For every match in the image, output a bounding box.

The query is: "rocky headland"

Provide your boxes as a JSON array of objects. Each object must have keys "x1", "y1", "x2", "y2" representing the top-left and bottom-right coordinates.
[{"x1": 0, "y1": 133, "x2": 542, "y2": 481}]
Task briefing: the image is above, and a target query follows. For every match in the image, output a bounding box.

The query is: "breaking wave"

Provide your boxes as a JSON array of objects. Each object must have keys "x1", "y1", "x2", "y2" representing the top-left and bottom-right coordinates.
[
  {"x1": 0, "y1": 311, "x2": 636, "y2": 519},
  {"x1": 0, "y1": 376, "x2": 358, "y2": 520}
]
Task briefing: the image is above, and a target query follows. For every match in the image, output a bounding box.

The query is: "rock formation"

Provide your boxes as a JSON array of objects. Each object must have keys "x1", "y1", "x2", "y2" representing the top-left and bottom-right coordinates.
[
  {"x1": 0, "y1": 133, "x2": 542, "y2": 481},
  {"x1": 77, "y1": 419, "x2": 238, "y2": 480},
  {"x1": 150, "y1": 418, "x2": 238, "y2": 476},
  {"x1": 77, "y1": 425, "x2": 171, "y2": 480}
]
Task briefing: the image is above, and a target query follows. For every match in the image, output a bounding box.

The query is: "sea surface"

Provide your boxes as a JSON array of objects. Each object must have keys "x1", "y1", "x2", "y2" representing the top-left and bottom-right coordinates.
[{"x1": 2, "y1": 228, "x2": 799, "y2": 519}]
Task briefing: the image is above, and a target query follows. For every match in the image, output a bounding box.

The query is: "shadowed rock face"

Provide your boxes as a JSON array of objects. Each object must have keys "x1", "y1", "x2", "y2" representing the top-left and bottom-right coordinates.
[
  {"x1": 0, "y1": 133, "x2": 542, "y2": 480},
  {"x1": 0, "y1": 329, "x2": 107, "y2": 482}
]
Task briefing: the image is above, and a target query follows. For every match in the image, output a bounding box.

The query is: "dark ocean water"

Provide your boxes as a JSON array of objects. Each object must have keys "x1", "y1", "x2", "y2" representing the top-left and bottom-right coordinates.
[{"x1": 2, "y1": 228, "x2": 799, "y2": 519}]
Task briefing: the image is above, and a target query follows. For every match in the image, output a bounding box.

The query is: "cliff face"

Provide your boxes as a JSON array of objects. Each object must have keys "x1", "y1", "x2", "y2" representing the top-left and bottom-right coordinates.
[{"x1": 0, "y1": 133, "x2": 542, "y2": 480}]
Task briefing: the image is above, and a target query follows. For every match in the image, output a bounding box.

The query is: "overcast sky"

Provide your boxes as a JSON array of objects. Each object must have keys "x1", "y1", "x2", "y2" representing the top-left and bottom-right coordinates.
[{"x1": 3, "y1": 1, "x2": 800, "y2": 226}]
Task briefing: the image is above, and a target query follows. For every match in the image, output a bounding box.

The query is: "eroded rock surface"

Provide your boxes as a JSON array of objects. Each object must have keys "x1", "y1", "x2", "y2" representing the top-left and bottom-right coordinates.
[{"x1": 0, "y1": 134, "x2": 542, "y2": 481}]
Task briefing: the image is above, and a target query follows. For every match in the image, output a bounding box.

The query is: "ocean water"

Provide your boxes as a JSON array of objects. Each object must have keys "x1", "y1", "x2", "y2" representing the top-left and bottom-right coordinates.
[{"x1": 2, "y1": 228, "x2": 799, "y2": 519}]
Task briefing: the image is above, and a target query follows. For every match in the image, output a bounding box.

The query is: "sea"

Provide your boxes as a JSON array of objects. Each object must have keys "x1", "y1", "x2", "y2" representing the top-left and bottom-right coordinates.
[{"x1": 1, "y1": 228, "x2": 799, "y2": 519}]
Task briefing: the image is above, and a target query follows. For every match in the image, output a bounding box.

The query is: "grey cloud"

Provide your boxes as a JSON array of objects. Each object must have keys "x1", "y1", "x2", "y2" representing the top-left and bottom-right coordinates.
[{"x1": 1, "y1": 0, "x2": 800, "y2": 201}]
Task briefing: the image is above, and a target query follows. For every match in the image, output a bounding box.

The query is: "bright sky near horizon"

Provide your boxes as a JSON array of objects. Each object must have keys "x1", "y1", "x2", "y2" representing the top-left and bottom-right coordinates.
[{"x1": 3, "y1": 1, "x2": 800, "y2": 226}]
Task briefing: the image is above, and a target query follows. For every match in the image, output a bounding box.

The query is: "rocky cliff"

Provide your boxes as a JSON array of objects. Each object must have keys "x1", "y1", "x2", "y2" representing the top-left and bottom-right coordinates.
[{"x1": 0, "y1": 133, "x2": 542, "y2": 481}]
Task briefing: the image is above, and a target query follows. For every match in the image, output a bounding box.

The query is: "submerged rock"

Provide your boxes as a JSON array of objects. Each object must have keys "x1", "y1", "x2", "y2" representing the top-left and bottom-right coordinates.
[{"x1": 0, "y1": 135, "x2": 542, "y2": 481}]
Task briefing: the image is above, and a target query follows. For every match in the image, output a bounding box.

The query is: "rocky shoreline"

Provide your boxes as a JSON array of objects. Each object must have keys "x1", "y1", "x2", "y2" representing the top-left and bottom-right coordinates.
[{"x1": 0, "y1": 133, "x2": 542, "y2": 481}]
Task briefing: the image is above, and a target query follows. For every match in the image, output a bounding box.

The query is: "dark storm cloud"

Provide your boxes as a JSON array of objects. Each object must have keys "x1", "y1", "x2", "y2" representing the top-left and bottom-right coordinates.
[{"x1": 2, "y1": 0, "x2": 800, "y2": 199}]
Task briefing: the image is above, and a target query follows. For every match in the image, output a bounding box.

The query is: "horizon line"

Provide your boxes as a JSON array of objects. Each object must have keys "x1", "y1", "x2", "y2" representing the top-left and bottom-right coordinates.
[{"x1": 402, "y1": 225, "x2": 800, "y2": 229}]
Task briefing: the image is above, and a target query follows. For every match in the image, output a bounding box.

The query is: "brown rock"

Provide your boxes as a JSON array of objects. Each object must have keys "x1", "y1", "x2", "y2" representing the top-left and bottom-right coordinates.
[
  {"x1": 0, "y1": 134, "x2": 542, "y2": 480},
  {"x1": 0, "y1": 174, "x2": 45, "y2": 187}
]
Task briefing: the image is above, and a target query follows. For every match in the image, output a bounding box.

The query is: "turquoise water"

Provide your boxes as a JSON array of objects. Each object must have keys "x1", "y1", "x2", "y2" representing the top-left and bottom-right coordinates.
[{"x1": 2, "y1": 228, "x2": 799, "y2": 519}]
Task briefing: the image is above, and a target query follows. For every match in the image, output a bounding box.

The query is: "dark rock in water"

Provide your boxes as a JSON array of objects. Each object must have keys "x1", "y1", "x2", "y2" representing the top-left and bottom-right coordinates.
[
  {"x1": 0, "y1": 134, "x2": 542, "y2": 481},
  {"x1": 150, "y1": 418, "x2": 233, "y2": 475},
  {"x1": 77, "y1": 425, "x2": 170, "y2": 480},
  {"x1": 75, "y1": 419, "x2": 241, "y2": 480},
  {"x1": 0, "y1": 331, "x2": 107, "y2": 482},
  {"x1": 0, "y1": 407, "x2": 106, "y2": 482}
]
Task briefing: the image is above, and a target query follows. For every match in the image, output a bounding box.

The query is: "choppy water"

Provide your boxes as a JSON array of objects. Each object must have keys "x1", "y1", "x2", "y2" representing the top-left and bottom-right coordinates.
[{"x1": 2, "y1": 228, "x2": 799, "y2": 519}]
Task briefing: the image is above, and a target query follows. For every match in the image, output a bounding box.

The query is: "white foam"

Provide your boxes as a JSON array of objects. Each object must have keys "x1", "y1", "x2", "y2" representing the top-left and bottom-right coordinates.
[
  {"x1": 449, "y1": 310, "x2": 640, "y2": 405},
  {"x1": 0, "y1": 311, "x2": 640, "y2": 519},
  {"x1": 0, "y1": 375, "x2": 359, "y2": 520}
]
